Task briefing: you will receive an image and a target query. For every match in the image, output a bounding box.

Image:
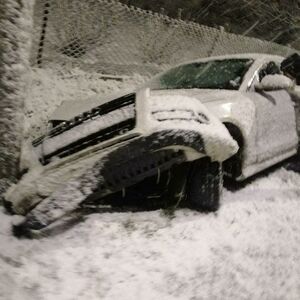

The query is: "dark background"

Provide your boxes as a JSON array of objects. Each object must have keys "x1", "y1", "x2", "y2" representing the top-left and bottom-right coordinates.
[{"x1": 120, "y1": 0, "x2": 300, "y2": 50}]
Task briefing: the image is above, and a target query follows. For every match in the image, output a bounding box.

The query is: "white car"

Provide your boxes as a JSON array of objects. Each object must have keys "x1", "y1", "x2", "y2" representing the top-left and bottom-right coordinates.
[{"x1": 4, "y1": 53, "x2": 299, "y2": 237}]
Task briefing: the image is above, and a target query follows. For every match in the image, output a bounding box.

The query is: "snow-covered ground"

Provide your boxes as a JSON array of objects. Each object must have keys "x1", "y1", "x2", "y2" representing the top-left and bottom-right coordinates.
[
  {"x1": 1, "y1": 167, "x2": 300, "y2": 300},
  {"x1": 1, "y1": 68, "x2": 300, "y2": 300}
]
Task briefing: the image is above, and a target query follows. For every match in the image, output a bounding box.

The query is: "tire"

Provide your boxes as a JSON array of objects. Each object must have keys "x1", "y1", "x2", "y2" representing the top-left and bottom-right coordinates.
[{"x1": 186, "y1": 157, "x2": 222, "y2": 212}]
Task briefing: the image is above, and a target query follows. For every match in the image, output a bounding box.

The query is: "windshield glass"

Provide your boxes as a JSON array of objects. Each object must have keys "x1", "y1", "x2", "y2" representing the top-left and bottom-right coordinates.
[{"x1": 149, "y1": 58, "x2": 253, "y2": 90}]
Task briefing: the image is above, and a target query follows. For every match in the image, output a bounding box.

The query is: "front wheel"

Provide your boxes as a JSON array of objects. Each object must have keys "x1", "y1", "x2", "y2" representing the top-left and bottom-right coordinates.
[{"x1": 186, "y1": 157, "x2": 223, "y2": 212}]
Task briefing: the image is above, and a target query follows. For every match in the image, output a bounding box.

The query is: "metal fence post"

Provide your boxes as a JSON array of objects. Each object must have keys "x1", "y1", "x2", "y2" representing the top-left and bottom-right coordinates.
[{"x1": 0, "y1": 0, "x2": 35, "y2": 197}]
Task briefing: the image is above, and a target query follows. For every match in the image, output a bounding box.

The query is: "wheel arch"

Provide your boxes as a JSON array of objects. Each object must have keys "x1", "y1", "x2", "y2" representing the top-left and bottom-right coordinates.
[
  {"x1": 223, "y1": 122, "x2": 244, "y2": 148},
  {"x1": 222, "y1": 122, "x2": 244, "y2": 178}
]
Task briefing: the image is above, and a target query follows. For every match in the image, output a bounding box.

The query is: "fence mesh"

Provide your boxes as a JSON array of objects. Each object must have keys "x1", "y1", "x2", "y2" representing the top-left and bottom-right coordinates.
[
  {"x1": 31, "y1": 0, "x2": 296, "y2": 76},
  {"x1": 23, "y1": 0, "x2": 300, "y2": 139}
]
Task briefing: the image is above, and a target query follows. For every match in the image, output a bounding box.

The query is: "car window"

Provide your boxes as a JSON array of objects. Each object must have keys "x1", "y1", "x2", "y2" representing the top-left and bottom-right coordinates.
[{"x1": 149, "y1": 59, "x2": 254, "y2": 90}]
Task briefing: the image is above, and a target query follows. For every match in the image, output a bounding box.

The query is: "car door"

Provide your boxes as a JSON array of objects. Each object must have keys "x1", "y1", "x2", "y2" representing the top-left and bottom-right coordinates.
[{"x1": 248, "y1": 61, "x2": 298, "y2": 164}]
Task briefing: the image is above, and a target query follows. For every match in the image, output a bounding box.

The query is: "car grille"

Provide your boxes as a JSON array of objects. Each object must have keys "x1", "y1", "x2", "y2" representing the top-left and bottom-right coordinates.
[{"x1": 33, "y1": 93, "x2": 136, "y2": 165}]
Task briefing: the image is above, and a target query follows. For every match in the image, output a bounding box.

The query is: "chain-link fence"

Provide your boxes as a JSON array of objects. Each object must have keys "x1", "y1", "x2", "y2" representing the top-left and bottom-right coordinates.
[{"x1": 31, "y1": 0, "x2": 297, "y2": 76}]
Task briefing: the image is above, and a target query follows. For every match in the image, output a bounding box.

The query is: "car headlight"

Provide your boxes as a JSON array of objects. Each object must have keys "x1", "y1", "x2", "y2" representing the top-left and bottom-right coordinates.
[{"x1": 152, "y1": 109, "x2": 210, "y2": 124}]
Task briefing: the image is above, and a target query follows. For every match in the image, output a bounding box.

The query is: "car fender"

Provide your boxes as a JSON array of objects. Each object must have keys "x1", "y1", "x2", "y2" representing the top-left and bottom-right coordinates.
[{"x1": 205, "y1": 95, "x2": 257, "y2": 168}]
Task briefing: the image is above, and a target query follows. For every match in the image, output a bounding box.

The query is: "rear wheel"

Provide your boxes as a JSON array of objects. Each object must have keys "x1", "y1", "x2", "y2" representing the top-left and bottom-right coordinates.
[{"x1": 186, "y1": 157, "x2": 222, "y2": 212}]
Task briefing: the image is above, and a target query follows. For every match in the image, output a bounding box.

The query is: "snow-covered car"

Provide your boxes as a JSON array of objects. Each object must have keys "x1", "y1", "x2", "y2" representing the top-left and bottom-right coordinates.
[{"x1": 4, "y1": 53, "x2": 299, "y2": 236}]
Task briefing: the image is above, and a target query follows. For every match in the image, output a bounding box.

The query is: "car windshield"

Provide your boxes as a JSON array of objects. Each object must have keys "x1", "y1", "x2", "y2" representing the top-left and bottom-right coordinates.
[{"x1": 149, "y1": 58, "x2": 253, "y2": 90}]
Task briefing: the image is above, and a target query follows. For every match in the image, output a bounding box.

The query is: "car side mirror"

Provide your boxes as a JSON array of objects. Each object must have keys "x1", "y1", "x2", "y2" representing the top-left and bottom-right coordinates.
[{"x1": 254, "y1": 74, "x2": 293, "y2": 91}]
